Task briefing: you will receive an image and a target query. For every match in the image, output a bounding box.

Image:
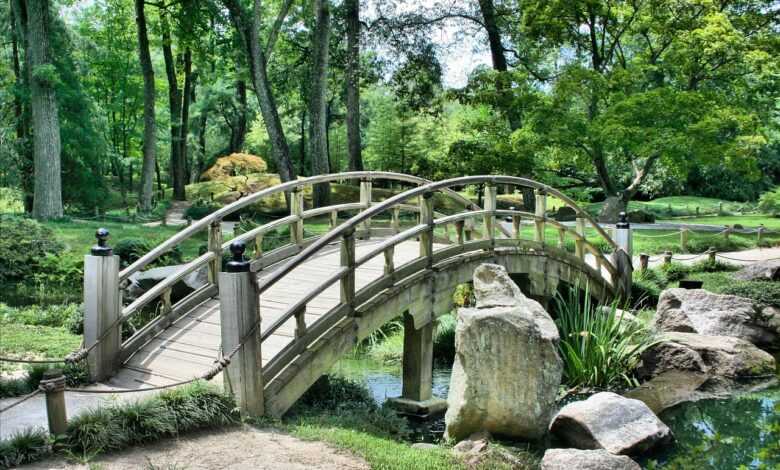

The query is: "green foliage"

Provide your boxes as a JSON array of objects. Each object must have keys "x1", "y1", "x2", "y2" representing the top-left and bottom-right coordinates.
[
  {"x1": 183, "y1": 200, "x2": 221, "y2": 220},
  {"x1": 758, "y1": 187, "x2": 780, "y2": 215},
  {"x1": 721, "y1": 282, "x2": 780, "y2": 308},
  {"x1": 433, "y1": 313, "x2": 456, "y2": 365},
  {"x1": 64, "y1": 382, "x2": 238, "y2": 457},
  {"x1": 0, "y1": 217, "x2": 64, "y2": 283},
  {"x1": 114, "y1": 238, "x2": 182, "y2": 268},
  {"x1": 554, "y1": 286, "x2": 659, "y2": 389},
  {"x1": 295, "y1": 375, "x2": 376, "y2": 411},
  {"x1": 0, "y1": 428, "x2": 51, "y2": 468}
]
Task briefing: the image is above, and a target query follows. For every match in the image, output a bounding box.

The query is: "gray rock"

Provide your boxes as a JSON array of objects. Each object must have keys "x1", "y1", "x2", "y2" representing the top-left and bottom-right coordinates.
[
  {"x1": 655, "y1": 288, "x2": 780, "y2": 348},
  {"x1": 125, "y1": 264, "x2": 209, "y2": 303},
  {"x1": 549, "y1": 392, "x2": 671, "y2": 455},
  {"x1": 452, "y1": 431, "x2": 490, "y2": 456},
  {"x1": 597, "y1": 306, "x2": 642, "y2": 328},
  {"x1": 638, "y1": 332, "x2": 776, "y2": 394},
  {"x1": 541, "y1": 449, "x2": 641, "y2": 470},
  {"x1": 733, "y1": 259, "x2": 780, "y2": 282},
  {"x1": 444, "y1": 264, "x2": 562, "y2": 441}
]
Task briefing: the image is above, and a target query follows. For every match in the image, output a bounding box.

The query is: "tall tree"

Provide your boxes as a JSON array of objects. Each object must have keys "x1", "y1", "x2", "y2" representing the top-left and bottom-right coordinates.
[
  {"x1": 134, "y1": 0, "x2": 156, "y2": 212},
  {"x1": 13, "y1": 0, "x2": 63, "y2": 219},
  {"x1": 223, "y1": 0, "x2": 297, "y2": 185},
  {"x1": 8, "y1": 0, "x2": 33, "y2": 212},
  {"x1": 309, "y1": 0, "x2": 332, "y2": 207},
  {"x1": 160, "y1": 12, "x2": 186, "y2": 200},
  {"x1": 344, "y1": 0, "x2": 362, "y2": 172}
]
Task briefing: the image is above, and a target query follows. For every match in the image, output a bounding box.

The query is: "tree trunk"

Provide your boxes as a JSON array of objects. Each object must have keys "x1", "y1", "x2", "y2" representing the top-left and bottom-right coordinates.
[
  {"x1": 308, "y1": 0, "x2": 331, "y2": 207},
  {"x1": 23, "y1": 0, "x2": 62, "y2": 219},
  {"x1": 9, "y1": 0, "x2": 34, "y2": 213},
  {"x1": 299, "y1": 107, "x2": 306, "y2": 175},
  {"x1": 161, "y1": 15, "x2": 185, "y2": 201},
  {"x1": 598, "y1": 195, "x2": 628, "y2": 223},
  {"x1": 180, "y1": 48, "x2": 193, "y2": 195},
  {"x1": 344, "y1": 0, "x2": 362, "y2": 172},
  {"x1": 230, "y1": 79, "x2": 248, "y2": 153},
  {"x1": 135, "y1": 0, "x2": 156, "y2": 213}
]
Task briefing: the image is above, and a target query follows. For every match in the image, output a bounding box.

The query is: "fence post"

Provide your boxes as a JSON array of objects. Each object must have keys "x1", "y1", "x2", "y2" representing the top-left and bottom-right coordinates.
[
  {"x1": 483, "y1": 184, "x2": 497, "y2": 245},
  {"x1": 359, "y1": 178, "x2": 372, "y2": 239},
  {"x1": 757, "y1": 226, "x2": 764, "y2": 245},
  {"x1": 612, "y1": 212, "x2": 633, "y2": 299},
  {"x1": 40, "y1": 369, "x2": 67, "y2": 435},
  {"x1": 391, "y1": 207, "x2": 401, "y2": 234},
  {"x1": 290, "y1": 188, "x2": 304, "y2": 246},
  {"x1": 680, "y1": 228, "x2": 689, "y2": 252},
  {"x1": 340, "y1": 228, "x2": 356, "y2": 316},
  {"x1": 83, "y1": 228, "x2": 121, "y2": 382},
  {"x1": 639, "y1": 253, "x2": 649, "y2": 273},
  {"x1": 708, "y1": 246, "x2": 717, "y2": 263},
  {"x1": 455, "y1": 220, "x2": 465, "y2": 245},
  {"x1": 723, "y1": 226, "x2": 731, "y2": 242},
  {"x1": 534, "y1": 189, "x2": 547, "y2": 243},
  {"x1": 575, "y1": 216, "x2": 586, "y2": 260},
  {"x1": 420, "y1": 192, "x2": 434, "y2": 266},
  {"x1": 663, "y1": 251, "x2": 673, "y2": 266},
  {"x1": 219, "y1": 241, "x2": 263, "y2": 417},
  {"x1": 208, "y1": 220, "x2": 222, "y2": 287}
]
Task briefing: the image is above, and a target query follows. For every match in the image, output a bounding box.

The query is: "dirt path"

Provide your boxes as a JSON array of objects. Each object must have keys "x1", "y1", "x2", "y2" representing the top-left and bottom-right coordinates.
[
  {"x1": 143, "y1": 200, "x2": 191, "y2": 227},
  {"x1": 24, "y1": 426, "x2": 368, "y2": 470}
]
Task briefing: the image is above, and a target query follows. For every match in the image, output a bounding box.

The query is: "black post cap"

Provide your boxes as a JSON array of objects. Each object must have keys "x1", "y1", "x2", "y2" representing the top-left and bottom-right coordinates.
[
  {"x1": 616, "y1": 212, "x2": 630, "y2": 229},
  {"x1": 91, "y1": 228, "x2": 113, "y2": 256},
  {"x1": 225, "y1": 240, "x2": 250, "y2": 273}
]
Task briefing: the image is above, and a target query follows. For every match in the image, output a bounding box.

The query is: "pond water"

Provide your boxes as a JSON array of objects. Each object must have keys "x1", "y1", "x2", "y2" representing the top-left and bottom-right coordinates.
[{"x1": 331, "y1": 355, "x2": 780, "y2": 469}]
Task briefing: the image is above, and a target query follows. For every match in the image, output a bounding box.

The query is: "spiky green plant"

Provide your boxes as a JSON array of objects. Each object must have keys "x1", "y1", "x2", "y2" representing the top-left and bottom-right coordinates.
[{"x1": 554, "y1": 285, "x2": 660, "y2": 390}]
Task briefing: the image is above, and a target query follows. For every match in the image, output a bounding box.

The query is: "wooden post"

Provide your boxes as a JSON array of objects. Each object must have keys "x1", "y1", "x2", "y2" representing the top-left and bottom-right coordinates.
[
  {"x1": 455, "y1": 220, "x2": 465, "y2": 245},
  {"x1": 757, "y1": 226, "x2": 765, "y2": 245},
  {"x1": 359, "y1": 179, "x2": 372, "y2": 239},
  {"x1": 512, "y1": 212, "x2": 521, "y2": 239},
  {"x1": 723, "y1": 226, "x2": 731, "y2": 241},
  {"x1": 708, "y1": 247, "x2": 716, "y2": 263},
  {"x1": 420, "y1": 192, "x2": 434, "y2": 266},
  {"x1": 680, "y1": 228, "x2": 689, "y2": 252},
  {"x1": 294, "y1": 306, "x2": 307, "y2": 339},
  {"x1": 483, "y1": 184, "x2": 497, "y2": 243},
  {"x1": 384, "y1": 246, "x2": 395, "y2": 276},
  {"x1": 41, "y1": 369, "x2": 67, "y2": 435},
  {"x1": 391, "y1": 207, "x2": 401, "y2": 234},
  {"x1": 558, "y1": 227, "x2": 566, "y2": 249},
  {"x1": 534, "y1": 189, "x2": 547, "y2": 243},
  {"x1": 290, "y1": 188, "x2": 304, "y2": 246},
  {"x1": 612, "y1": 212, "x2": 633, "y2": 300},
  {"x1": 329, "y1": 210, "x2": 338, "y2": 230},
  {"x1": 340, "y1": 228, "x2": 356, "y2": 315},
  {"x1": 663, "y1": 251, "x2": 673, "y2": 266},
  {"x1": 208, "y1": 220, "x2": 222, "y2": 286},
  {"x1": 83, "y1": 228, "x2": 121, "y2": 382},
  {"x1": 639, "y1": 253, "x2": 649, "y2": 273},
  {"x1": 575, "y1": 217, "x2": 586, "y2": 260},
  {"x1": 254, "y1": 234, "x2": 264, "y2": 260},
  {"x1": 219, "y1": 241, "x2": 263, "y2": 417}
]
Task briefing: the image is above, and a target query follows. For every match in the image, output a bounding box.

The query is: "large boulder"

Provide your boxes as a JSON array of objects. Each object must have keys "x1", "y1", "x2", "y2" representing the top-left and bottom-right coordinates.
[
  {"x1": 549, "y1": 392, "x2": 672, "y2": 455},
  {"x1": 125, "y1": 264, "x2": 209, "y2": 303},
  {"x1": 733, "y1": 259, "x2": 780, "y2": 282},
  {"x1": 655, "y1": 288, "x2": 780, "y2": 348},
  {"x1": 637, "y1": 332, "x2": 776, "y2": 394},
  {"x1": 541, "y1": 449, "x2": 641, "y2": 470},
  {"x1": 444, "y1": 264, "x2": 562, "y2": 441}
]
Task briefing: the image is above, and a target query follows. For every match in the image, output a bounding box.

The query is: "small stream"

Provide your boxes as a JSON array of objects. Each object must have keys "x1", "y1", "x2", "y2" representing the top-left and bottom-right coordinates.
[{"x1": 330, "y1": 355, "x2": 780, "y2": 469}]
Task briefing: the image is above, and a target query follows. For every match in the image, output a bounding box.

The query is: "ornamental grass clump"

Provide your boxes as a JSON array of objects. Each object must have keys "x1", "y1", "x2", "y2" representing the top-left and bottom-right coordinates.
[{"x1": 554, "y1": 286, "x2": 659, "y2": 390}]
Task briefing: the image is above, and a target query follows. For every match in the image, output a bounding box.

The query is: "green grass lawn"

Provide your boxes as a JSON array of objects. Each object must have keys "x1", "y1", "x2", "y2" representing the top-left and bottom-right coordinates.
[
  {"x1": 657, "y1": 215, "x2": 780, "y2": 230},
  {"x1": 0, "y1": 322, "x2": 81, "y2": 374},
  {"x1": 587, "y1": 195, "x2": 752, "y2": 217}
]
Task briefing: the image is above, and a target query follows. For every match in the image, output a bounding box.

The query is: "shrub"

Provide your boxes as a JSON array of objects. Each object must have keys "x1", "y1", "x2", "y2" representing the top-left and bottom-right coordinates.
[
  {"x1": 632, "y1": 269, "x2": 667, "y2": 307},
  {"x1": 721, "y1": 282, "x2": 780, "y2": 308},
  {"x1": 0, "y1": 216, "x2": 64, "y2": 283},
  {"x1": 200, "y1": 153, "x2": 268, "y2": 181},
  {"x1": 686, "y1": 236, "x2": 749, "y2": 254},
  {"x1": 0, "y1": 303, "x2": 82, "y2": 332},
  {"x1": 660, "y1": 263, "x2": 690, "y2": 282},
  {"x1": 184, "y1": 200, "x2": 220, "y2": 220},
  {"x1": 296, "y1": 374, "x2": 375, "y2": 410},
  {"x1": 554, "y1": 286, "x2": 659, "y2": 390},
  {"x1": 0, "y1": 428, "x2": 51, "y2": 468},
  {"x1": 689, "y1": 259, "x2": 739, "y2": 273},
  {"x1": 758, "y1": 187, "x2": 780, "y2": 215}
]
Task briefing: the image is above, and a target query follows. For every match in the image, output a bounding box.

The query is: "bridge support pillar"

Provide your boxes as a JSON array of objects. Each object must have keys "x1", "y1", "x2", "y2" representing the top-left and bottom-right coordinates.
[
  {"x1": 83, "y1": 228, "x2": 121, "y2": 382},
  {"x1": 219, "y1": 241, "x2": 264, "y2": 418},
  {"x1": 388, "y1": 313, "x2": 447, "y2": 419}
]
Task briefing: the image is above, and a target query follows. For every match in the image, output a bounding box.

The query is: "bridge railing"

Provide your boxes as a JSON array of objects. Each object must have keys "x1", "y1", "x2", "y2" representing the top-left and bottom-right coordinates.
[
  {"x1": 109, "y1": 172, "x2": 498, "y2": 369},
  {"x1": 246, "y1": 175, "x2": 624, "y2": 390}
]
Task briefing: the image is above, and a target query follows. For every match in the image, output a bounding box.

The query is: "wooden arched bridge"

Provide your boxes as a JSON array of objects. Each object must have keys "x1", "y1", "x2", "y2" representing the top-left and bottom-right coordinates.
[{"x1": 82, "y1": 172, "x2": 633, "y2": 417}]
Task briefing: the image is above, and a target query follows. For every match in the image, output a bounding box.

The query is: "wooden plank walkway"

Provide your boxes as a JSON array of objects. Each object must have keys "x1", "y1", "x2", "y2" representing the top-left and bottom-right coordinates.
[{"x1": 107, "y1": 239, "x2": 425, "y2": 390}]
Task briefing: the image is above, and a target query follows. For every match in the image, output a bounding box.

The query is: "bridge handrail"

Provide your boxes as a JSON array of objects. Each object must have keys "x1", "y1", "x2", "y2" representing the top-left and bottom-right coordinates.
[
  {"x1": 255, "y1": 175, "x2": 617, "y2": 296},
  {"x1": 119, "y1": 171, "x2": 483, "y2": 282}
]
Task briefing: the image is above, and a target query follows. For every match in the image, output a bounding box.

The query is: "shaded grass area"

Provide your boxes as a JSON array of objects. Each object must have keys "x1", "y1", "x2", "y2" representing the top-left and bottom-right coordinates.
[
  {"x1": 657, "y1": 214, "x2": 780, "y2": 230},
  {"x1": 587, "y1": 196, "x2": 752, "y2": 217},
  {"x1": 0, "y1": 323, "x2": 81, "y2": 369}
]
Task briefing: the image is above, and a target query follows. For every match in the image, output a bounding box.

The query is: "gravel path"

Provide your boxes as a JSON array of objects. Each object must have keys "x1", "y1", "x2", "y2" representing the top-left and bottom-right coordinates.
[{"x1": 22, "y1": 426, "x2": 368, "y2": 470}]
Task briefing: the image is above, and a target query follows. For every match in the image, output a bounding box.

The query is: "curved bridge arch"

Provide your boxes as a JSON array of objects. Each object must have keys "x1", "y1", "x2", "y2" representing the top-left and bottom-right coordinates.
[{"x1": 96, "y1": 172, "x2": 630, "y2": 418}]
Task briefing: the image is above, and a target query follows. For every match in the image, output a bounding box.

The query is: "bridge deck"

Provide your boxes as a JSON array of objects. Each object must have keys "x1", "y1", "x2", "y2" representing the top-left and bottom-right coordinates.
[{"x1": 107, "y1": 239, "x2": 428, "y2": 389}]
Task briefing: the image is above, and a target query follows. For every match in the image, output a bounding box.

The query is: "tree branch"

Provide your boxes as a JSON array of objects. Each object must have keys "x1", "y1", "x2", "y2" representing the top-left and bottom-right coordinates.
[{"x1": 265, "y1": 0, "x2": 295, "y2": 60}]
